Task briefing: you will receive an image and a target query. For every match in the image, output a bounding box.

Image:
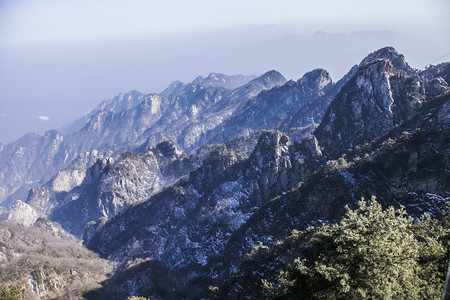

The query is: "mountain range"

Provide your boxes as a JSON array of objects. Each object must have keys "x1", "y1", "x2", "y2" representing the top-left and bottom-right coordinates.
[{"x1": 0, "y1": 47, "x2": 448, "y2": 299}]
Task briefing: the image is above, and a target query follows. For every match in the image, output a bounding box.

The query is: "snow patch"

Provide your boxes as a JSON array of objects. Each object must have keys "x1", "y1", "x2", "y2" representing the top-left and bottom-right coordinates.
[{"x1": 340, "y1": 171, "x2": 355, "y2": 185}]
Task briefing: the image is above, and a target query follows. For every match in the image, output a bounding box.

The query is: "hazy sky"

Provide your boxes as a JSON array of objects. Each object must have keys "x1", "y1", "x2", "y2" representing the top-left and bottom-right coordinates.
[{"x1": 0, "y1": 0, "x2": 449, "y2": 144}]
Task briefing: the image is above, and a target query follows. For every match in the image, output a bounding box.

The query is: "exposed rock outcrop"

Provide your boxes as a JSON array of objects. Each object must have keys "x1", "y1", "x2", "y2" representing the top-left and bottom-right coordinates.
[
  {"x1": 7, "y1": 200, "x2": 38, "y2": 226},
  {"x1": 315, "y1": 47, "x2": 448, "y2": 158}
]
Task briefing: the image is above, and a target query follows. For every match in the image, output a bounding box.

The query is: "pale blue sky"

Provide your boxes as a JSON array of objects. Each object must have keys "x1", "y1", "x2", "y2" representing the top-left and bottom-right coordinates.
[
  {"x1": 1, "y1": 0, "x2": 448, "y2": 44},
  {"x1": 0, "y1": 0, "x2": 449, "y2": 143}
]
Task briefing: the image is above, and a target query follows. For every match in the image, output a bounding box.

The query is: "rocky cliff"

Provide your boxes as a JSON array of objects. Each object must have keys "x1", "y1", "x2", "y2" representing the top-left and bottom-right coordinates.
[{"x1": 314, "y1": 47, "x2": 449, "y2": 158}]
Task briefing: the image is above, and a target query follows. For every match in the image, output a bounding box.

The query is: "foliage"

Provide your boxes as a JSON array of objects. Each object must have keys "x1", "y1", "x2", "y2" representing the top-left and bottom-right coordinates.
[
  {"x1": 0, "y1": 285, "x2": 23, "y2": 300},
  {"x1": 246, "y1": 241, "x2": 270, "y2": 259},
  {"x1": 263, "y1": 197, "x2": 449, "y2": 299},
  {"x1": 324, "y1": 157, "x2": 349, "y2": 172}
]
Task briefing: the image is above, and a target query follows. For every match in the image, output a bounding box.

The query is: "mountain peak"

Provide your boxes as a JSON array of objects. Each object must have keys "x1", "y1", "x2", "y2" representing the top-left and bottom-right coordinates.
[
  {"x1": 200, "y1": 73, "x2": 257, "y2": 89},
  {"x1": 192, "y1": 75, "x2": 205, "y2": 84},
  {"x1": 359, "y1": 57, "x2": 395, "y2": 75},
  {"x1": 160, "y1": 80, "x2": 186, "y2": 96},
  {"x1": 361, "y1": 46, "x2": 413, "y2": 73},
  {"x1": 261, "y1": 69, "x2": 285, "y2": 80},
  {"x1": 7, "y1": 200, "x2": 38, "y2": 226},
  {"x1": 248, "y1": 70, "x2": 287, "y2": 88},
  {"x1": 298, "y1": 68, "x2": 333, "y2": 91},
  {"x1": 206, "y1": 72, "x2": 225, "y2": 81}
]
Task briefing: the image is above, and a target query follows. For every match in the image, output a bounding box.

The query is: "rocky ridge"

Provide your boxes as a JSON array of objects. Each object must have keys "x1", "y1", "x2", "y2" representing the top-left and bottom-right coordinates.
[
  {"x1": 1, "y1": 67, "x2": 338, "y2": 233},
  {"x1": 0, "y1": 73, "x2": 280, "y2": 209},
  {"x1": 315, "y1": 47, "x2": 449, "y2": 158}
]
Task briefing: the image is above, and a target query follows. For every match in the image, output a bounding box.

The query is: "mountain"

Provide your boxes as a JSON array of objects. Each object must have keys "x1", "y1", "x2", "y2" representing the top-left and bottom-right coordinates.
[
  {"x1": 81, "y1": 48, "x2": 448, "y2": 299},
  {"x1": 206, "y1": 69, "x2": 339, "y2": 143},
  {"x1": 61, "y1": 90, "x2": 148, "y2": 135},
  {"x1": 83, "y1": 91, "x2": 448, "y2": 298},
  {"x1": 147, "y1": 70, "x2": 287, "y2": 152},
  {"x1": 0, "y1": 74, "x2": 263, "y2": 208},
  {"x1": 221, "y1": 94, "x2": 449, "y2": 299},
  {"x1": 0, "y1": 65, "x2": 350, "y2": 212},
  {"x1": 223, "y1": 92, "x2": 449, "y2": 288},
  {"x1": 18, "y1": 67, "x2": 347, "y2": 241},
  {"x1": 0, "y1": 69, "x2": 320, "y2": 223},
  {"x1": 84, "y1": 129, "x2": 323, "y2": 298},
  {"x1": 0, "y1": 47, "x2": 448, "y2": 299}
]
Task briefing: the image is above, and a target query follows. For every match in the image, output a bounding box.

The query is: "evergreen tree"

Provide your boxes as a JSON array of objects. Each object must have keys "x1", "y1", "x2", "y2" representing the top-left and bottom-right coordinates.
[
  {"x1": 0, "y1": 285, "x2": 23, "y2": 300},
  {"x1": 263, "y1": 198, "x2": 449, "y2": 299}
]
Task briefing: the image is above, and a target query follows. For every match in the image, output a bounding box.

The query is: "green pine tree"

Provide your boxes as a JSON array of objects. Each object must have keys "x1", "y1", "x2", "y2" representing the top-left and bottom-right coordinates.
[
  {"x1": 263, "y1": 197, "x2": 449, "y2": 299},
  {"x1": 0, "y1": 285, "x2": 23, "y2": 300}
]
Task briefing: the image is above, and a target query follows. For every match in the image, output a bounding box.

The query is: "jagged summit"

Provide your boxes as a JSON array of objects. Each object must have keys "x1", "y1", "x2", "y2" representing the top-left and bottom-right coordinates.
[
  {"x1": 228, "y1": 70, "x2": 287, "y2": 99},
  {"x1": 206, "y1": 72, "x2": 226, "y2": 81},
  {"x1": 253, "y1": 69, "x2": 287, "y2": 85},
  {"x1": 42, "y1": 129, "x2": 62, "y2": 140},
  {"x1": 200, "y1": 73, "x2": 258, "y2": 89},
  {"x1": 163, "y1": 73, "x2": 258, "y2": 96},
  {"x1": 314, "y1": 46, "x2": 449, "y2": 158},
  {"x1": 61, "y1": 90, "x2": 148, "y2": 135},
  {"x1": 298, "y1": 68, "x2": 333, "y2": 95},
  {"x1": 151, "y1": 140, "x2": 185, "y2": 160},
  {"x1": 314, "y1": 57, "x2": 397, "y2": 157},
  {"x1": 160, "y1": 80, "x2": 185, "y2": 96},
  {"x1": 97, "y1": 90, "x2": 146, "y2": 112},
  {"x1": 361, "y1": 46, "x2": 413, "y2": 73}
]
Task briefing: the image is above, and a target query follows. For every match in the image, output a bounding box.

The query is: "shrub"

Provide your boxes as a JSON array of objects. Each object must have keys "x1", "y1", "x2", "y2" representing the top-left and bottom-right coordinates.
[
  {"x1": 263, "y1": 197, "x2": 449, "y2": 299},
  {"x1": 0, "y1": 285, "x2": 23, "y2": 300}
]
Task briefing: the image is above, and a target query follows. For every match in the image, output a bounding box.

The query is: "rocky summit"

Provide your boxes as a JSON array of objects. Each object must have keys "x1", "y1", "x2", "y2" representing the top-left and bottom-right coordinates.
[{"x1": 0, "y1": 47, "x2": 448, "y2": 299}]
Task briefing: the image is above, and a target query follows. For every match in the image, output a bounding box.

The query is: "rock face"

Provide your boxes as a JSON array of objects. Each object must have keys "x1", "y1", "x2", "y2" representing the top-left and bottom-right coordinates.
[
  {"x1": 46, "y1": 141, "x2": 197, "y2": 237},
  {"x1": 315, "y1": 47, "x2": 449, "y2": 158},
  {"x1": 24, "y1": 149, "x2": 111, "y2": 217},
  {"x1": 314, "y1": 58, "x2": 396, "y2": 157},
  {"x1": 7, "y1": 200, "x2": 38, "y2": 226}
]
